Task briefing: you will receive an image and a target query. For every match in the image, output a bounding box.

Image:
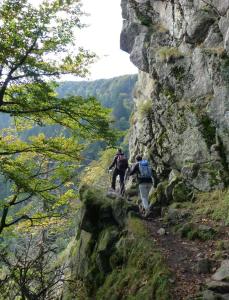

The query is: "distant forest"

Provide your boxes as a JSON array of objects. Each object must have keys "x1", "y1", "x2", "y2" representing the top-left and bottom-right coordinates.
[
  {"x1": 0, "y1": 74, "x2": 137, "y2": 167},
  {"x1": 57, "y1": 74, "x2": 137, "y2": 131},
  {"x1": 0, "y1": 74, "x2": 137, "y2": 132}
]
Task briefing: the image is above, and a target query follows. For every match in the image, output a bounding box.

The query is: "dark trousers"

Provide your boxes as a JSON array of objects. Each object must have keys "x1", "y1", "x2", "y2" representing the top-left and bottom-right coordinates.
[{"x1": 111, "y1": 168, "x2": 125, "y2": 195}]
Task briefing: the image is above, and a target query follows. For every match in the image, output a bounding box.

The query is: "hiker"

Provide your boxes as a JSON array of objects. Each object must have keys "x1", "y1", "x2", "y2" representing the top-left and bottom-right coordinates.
[
  {"x1": 129, "y1": 155, "x2": 153, "y2": 216},
  {"x1": 108, "y1": 148, "x2": 129, "y2": 195}
]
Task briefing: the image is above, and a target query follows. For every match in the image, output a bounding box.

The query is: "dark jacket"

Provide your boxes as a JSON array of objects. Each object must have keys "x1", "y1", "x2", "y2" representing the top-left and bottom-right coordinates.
[
  {"x1": 109, "y1": 152, "x2": 128, "y2": 171},
  {"x1": 130, "y1": 161, "x2": 153, "y2": 184}
]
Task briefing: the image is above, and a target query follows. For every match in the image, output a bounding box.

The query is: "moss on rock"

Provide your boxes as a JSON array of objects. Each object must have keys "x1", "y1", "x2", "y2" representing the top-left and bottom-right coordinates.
[
  {"x1": 149, "y1": 180, "x2": 168, "y2": 206},
  {"x1": 64, "y1": 186, "x2": 172, "y2": 299},
  {"x1": 178, "y1": 222, "x2": 216, "y2": 241},
  {"x1": 95, "y1": 218, "x2": 171, "y2": 300},
  {"x1": 172, "y1": 181, "x2": 193, "y2": 202}
]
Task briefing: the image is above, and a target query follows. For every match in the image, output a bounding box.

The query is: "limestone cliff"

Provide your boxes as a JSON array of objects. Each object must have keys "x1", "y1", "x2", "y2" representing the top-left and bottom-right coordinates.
[{"x1": 121, "y1": 0, "x2": 229, "y2": 192}]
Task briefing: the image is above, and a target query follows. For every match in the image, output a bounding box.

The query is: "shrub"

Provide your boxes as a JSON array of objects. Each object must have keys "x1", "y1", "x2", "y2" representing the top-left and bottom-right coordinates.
[
  {"x1": 156, "y1": 47, "x2": 183, "y2": 63},
  {"x1": 138, "y1": 99, "x2": 152, "y2": 120}
]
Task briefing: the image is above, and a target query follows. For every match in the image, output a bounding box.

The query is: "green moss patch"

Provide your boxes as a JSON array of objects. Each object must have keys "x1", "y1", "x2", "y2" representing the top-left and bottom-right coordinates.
[
  {"x1": 95, "y1": 218, "x2": 171, "y2": 300},
  {"x1": 178, "y1": 222, "x2": 216, "y2": 241}
]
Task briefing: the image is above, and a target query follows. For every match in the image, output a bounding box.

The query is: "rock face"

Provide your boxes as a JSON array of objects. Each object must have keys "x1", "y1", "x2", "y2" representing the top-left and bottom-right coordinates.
[{"x1": 121, "y1": 0, "x2": 229, "y2": 192}]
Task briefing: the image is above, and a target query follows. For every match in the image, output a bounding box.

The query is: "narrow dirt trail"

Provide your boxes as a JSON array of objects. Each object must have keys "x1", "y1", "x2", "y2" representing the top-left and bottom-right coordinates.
[{"x1": 144, "y1": 218, "x2": 220, "y2": 300}]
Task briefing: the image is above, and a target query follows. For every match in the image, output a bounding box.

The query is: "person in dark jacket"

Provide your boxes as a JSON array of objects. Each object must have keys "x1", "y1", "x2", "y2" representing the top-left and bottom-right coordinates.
[
  {"x1": 129, "y1": 155, "x2": 153, "y2": 215},
  {"x1": 108, "y1": 148, "x2": 128, "y2": 195}
]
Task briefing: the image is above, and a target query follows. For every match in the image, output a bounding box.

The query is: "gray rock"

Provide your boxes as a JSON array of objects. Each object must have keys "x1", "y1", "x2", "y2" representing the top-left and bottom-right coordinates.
[
  {"x1": 186, "y1": 10, "x2": 217, "y2": 43},
  {"x1": 207, "y1": 280, "x2": 229, "y2": 293},
  {"x1": 196, "y1": 258, "x2": 212, "y2": 274},
  {"x1": 157, "y1": 228, "x2": 166, "y2": 236},
  {"x1": 219, "y1": 16, "x2": 229, "y2": 38},
  {"x1": 225, "y1": 28, "x2": 229, "y2": 54},
  {"x1": 167, "y1": 208, "x2": 190, "y2": 224},
  {"x1": 212, "y1": 0, "x2": 229, "y2": 15},
  {"x1": 106, "y1": 190, "x2": 118, "y2": 199},
  {"x1": 198, "y1": 225, "x2": 213, "y2": 232},
  {"x1": 203, "y1": 25, "x2": 223, "y2": 48},
  {"x1": 203, "y1": 289, "x2": 229, "y2": 300},
  {"x1": 212, "y1": 260, "x2": 229, "y2": 282}
]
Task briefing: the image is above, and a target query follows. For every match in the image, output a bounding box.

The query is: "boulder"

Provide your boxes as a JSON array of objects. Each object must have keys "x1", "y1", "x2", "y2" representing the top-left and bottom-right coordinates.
[
  {"x1": 196, "y1": 258, "x2": 212, "y2": 274},
  {"x1": 207, "y1": 280, "x2": 229, "y2": 293},
  {"x1": 212, "y1": 260, "x2": 229, "y2": 282},
  {"x1": 157, "y1": 228, "x2": 166, "y2": 236},
  {"x1": 167, "y1": 208, "x2": 190, "y2": 225}
]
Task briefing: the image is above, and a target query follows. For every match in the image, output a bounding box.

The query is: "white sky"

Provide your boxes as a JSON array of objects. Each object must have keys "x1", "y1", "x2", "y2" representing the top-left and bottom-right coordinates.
[
  {"x1": 28, "y1": 0, "x2": 137, "y2": 80},
  {"x1": 76, "y1": 0, "x2": 137, "y2": 80}
]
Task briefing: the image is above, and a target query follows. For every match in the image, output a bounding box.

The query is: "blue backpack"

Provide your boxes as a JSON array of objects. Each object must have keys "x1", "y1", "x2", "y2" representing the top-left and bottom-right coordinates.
[{"x1": 139, "y1": 160, "x2": 152, "y2": 179}]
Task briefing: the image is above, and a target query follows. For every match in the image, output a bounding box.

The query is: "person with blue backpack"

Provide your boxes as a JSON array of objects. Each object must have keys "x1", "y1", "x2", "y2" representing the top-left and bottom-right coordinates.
[{"x1": 129, "y1": 155, "x2": 153, "y2": 216}]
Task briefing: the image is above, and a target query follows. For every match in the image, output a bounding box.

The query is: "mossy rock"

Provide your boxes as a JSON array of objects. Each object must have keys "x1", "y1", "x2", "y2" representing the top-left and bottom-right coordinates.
[
  {"x1": 178, "y1": 222, "x2": 216, "y2": 241},
  {"x1": 69, "y1": 230, "x2": 93, "y2": 280},
  {"x1": 78, "y1": 185, "x2": 129, "y2": 233},
  {"x1": 97, "y1": 227, "x2": 120, "y2": 253},
  {"x1": 172, "y1": 181, "x2": 193, "y2": 202},
  {"x1": 166, "y1": 207, "x2": 191, "y2": 225},
  {"x1": 149, "y1": 180, "x2": 168, "y2": 207},
  {"x1": 95, "y1": 217, "x2": 172, "y2": 300},
  {"x1": 65, "y1": 187, "x2": 173, "y2": 299}
]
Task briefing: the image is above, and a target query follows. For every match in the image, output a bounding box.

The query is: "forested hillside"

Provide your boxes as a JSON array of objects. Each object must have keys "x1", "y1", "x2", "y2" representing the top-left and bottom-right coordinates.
[
  {"x1": 0, "y1": 75, "x2": 137, "y2": 132},
  {"x1": 57, "y1": 74, "x2": 137, "y2": 131}
]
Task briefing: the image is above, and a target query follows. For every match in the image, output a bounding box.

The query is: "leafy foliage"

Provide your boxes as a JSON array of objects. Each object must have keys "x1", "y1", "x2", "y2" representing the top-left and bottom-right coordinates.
[
  {"x1": 57, "y1": 75, "x2": 137, "y2": 161},
  {"x1": 0, "y1": 0, "x2": 117, "y2": 234}
]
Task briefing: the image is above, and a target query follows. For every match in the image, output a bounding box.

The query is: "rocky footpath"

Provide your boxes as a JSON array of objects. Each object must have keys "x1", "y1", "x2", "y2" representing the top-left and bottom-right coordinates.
[
  {"x1": 125, "y1": 178, "x2": 229, "y2": 299},
  {"x1": 145, "y1": 214, "x2": 229, "y2": 300},
  {"x1": 121, "y1": 0, "x2": 229, "y2": 193}
]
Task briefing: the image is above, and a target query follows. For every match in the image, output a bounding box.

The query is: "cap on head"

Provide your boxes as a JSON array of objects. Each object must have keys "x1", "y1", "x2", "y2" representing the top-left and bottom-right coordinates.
[{"x1": 136, "y1": 155, "x2": 142, "y2": 161}]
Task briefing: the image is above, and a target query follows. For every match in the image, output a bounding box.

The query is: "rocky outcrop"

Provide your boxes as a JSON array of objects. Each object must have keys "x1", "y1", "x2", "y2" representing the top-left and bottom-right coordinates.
[
  {"x1": 121, "y1": 0, "x2": 229, "y2": 193},
  {"x1": 63, "y1": 186, "x2": 172, "y2": 299}
]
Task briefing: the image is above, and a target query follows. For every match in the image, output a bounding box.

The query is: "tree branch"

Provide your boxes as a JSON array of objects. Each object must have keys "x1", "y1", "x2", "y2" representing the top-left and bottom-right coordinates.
[{"x1": 0, "y1": 36, "x2": 39, "y2": 105}]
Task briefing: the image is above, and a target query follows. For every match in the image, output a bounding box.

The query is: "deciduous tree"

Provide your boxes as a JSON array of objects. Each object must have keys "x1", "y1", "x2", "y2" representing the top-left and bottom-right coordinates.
[{"x1": 0, "y1": 0, "x2": 117, "y2": 234}]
